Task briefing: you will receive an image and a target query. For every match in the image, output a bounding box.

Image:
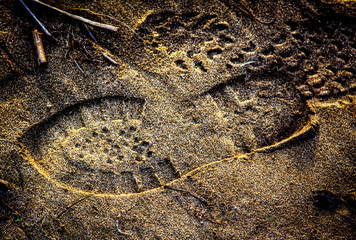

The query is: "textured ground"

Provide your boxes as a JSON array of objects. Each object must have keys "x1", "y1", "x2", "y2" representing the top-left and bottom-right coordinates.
[{"x1": 0, "y1": 0, "x2": 355, "y2": 239}]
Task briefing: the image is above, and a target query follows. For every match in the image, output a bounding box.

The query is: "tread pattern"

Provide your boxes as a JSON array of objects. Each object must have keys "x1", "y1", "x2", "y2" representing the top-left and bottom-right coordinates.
[
  {"x1": 132, "y1": 10, "x2": 355, "y2": 99},
  {"x1": 21, "y1": 97, "x2": 180, "y2": 194},
  {"x1": 18, "y1": 7, "x2": 355, "y2": 196},
  {"x1": 187, "y1": 73, "x2": 307, "y2": 151}
]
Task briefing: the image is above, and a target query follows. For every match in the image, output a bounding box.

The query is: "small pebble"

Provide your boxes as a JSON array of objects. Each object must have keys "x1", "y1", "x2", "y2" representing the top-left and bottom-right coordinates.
[
  {"x1": 286, "y1": 57, "x2": 299, "y2": 70},
  {"x1": 339, "y1": 86, "x2": 347, "y2": 94},
  {"x1": 319, "y1": 68, "x2": 334, "y2": 78},
  {"x1": 297, "y1": 52, "x2": 306, "y2": 59},
  {"x1": 334, "y1": 57, "x2": 346, "y2": 68},
  {"x1": 325, "y1": 80, "x2": 345, "y2": 94},
  {"x1": 326, "y1": 44, "x2": 338, "y2": 54}
]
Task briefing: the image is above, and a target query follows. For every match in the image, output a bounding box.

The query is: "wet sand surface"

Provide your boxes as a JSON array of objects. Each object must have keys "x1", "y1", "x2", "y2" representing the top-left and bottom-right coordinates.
[{"x1": 0, "y1": 0, "x2": 355, "y2": 239}]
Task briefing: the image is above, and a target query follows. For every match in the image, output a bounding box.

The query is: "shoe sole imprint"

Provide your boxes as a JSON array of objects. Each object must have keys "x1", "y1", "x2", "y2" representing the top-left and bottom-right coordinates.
[
  {"x1": 130, "y1": 10, "x2": 272, "y2": 97},
  {"x1": 132, "y1": 10, "x2": 355, "y2": 100},
  {"x1": 19, "y1": 74, "x2": 318, "y2": 197},
  {"x1": 18, "y1": 11, "x2": 322, "y2": 197},
  {"x1": 20, "y1": 96, "x2": 174, "y2": 195}
]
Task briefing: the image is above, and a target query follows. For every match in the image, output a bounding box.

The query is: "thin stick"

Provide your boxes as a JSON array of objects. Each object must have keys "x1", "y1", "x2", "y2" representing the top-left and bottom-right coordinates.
[
  {"x1": 164, "y1": 185, "x2": 208, "y2": 204},
  {"x1": 82, "y1": 23, "x2": 97, "y2": 43},
  {"x1": 56, "y1": 195, "x2": 91, "y2": 219},
  {"x1": 29, "y1": 0, "x2": 118, "y2": 32},
  {"x1": 102, "y1": 53, "x2": 118, "y2": 65},
  {"x1": 32, "y1": 29, "x2": 47, "y2": 66},
  {"x1": 17, "y1": 0, "x2": 53, "y2": 37},
  {"x1": 73, "y1": 8, "x2": 137, "y2": 35},
  {"x1": 240, "y1": 61, "x2": 256, "y2": 67},
  {"x1": 71, "y1": 57, "x2": 84, "y2": 73},
  {"x1": 66, "y1": 25, "x2": 71, "y2": 48},
  {"x1": 0, "y1": 199, "x2": 20, "y2": 216}
]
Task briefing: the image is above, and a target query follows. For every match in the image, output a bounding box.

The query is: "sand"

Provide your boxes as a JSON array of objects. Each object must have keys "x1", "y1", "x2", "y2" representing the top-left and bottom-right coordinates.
[{"x1": 0, "y1": 0, "x2": 355, "y2": 239}]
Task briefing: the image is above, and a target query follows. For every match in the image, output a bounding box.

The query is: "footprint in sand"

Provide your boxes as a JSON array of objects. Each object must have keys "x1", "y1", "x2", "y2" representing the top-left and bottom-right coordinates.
[{"x1": 20, "y1": 11, "x2": 319, "y2": 196}]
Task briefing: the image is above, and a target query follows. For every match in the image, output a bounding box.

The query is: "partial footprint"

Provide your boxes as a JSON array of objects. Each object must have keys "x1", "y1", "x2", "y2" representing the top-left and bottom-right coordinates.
[
  {"x1": 130, "y1": 7, "x2": 355, "y2": 101},
  {"x1": 20, "y1": 71, "x2": 316, "y2": 196},
  {"x1": 131, "y1": 10, "x2": 263, "y2": 98},
  {"x1": 21, "y1": 97, "x2": 180, "y2": 195},
  {"x1": 19, "y1": 10, "x2": 321, "y2": 197},
  {"x1": 187, "y1": 72, "x2": 309, "y2": 152}
]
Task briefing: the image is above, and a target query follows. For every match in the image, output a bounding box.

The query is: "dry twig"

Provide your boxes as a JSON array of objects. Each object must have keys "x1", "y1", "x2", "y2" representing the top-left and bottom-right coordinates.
[
  {"x1": 71, "y1": 57, "x2": 84, "y2": 74},
  {"x1": 29, "y1": 0, "x2": 118, "y2": 32},
  {"x1": 73, "y1": 8, "x2": 137, "y2": 35},
  {"x1": 82, "y1": 23, "x2": 97, "y2": 43},
  {"x1": 55, "y1": 195, "x2": 91, "y2": 219},
  {"x1": 17, "y1": 0, "x2": 53, "y2": 37},
  {"x1": 0, "y1": 199, "x2": 20, "y2": 216},
  {"x1": 102, "y1": 53, "x2": 118, "y2": 65},
  {"x1": 32, "y1": 29, "x2": 47, "y2": 66}
]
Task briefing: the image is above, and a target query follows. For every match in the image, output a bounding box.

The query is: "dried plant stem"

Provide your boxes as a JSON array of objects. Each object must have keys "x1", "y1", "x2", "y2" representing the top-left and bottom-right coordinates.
[
  {"x1": 29, "y1": 0, "x2": 118, "y2": 32},
  {"x1": 0, "y1": 38, "x2": 32, "y2": 72},
  {"x1": 82, "y1": 23, "x2": 97, "y2": 43},
  {"x1": 102, "y1": 53, "x2": 118, "y2": 65},
  {"x1": 32, "y1": 29, "x2": 47, "y2": 66},
  {"x1": 73, "y1": 8, "x2": 137, "y2": 34},
  {"x1": 71, "y1": 57, "x2": 84, "y2": 74},
  {"x1": 56, "y1": 195, "x2": 91, "y2": 219},
  {"x1": 0, "y1": 199, "x2": 20, "y2": 216},
  {"x1": 17, "y1": 0, "x2": 53, "y2": 37}
]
